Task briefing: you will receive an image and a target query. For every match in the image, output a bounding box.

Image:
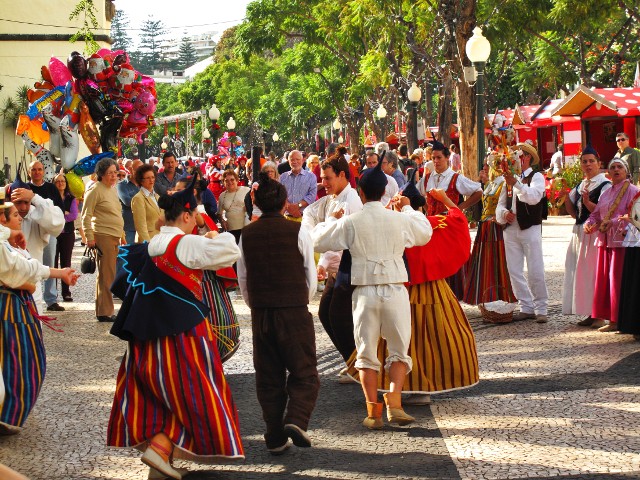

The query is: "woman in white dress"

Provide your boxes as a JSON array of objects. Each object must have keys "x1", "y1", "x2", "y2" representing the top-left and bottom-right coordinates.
[{"x1": 562, "y1": 145, "x2": 611, "y2": 326}]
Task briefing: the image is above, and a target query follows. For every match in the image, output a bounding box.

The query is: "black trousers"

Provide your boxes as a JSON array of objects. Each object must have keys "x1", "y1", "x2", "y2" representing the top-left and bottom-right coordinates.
[
  {"x1": 318, "y1": 275, "x2": 356, "y2": 362},
  {"x1": 251, "y1": 305, "x2": 319, "y2": 448},
  {"x1": 55, "y1": 231, "x2": 75, "y2": 298}
]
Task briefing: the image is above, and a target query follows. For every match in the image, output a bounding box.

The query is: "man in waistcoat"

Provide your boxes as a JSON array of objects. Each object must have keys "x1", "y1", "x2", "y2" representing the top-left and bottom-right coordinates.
[
  {"x1": 312, "y1": 160, "x2": 431, "y2": 430},
  {"x1": 237, "y1": 172, "x2": 318, "y2": 455},
  {"x1": 496, "y1": 143, "x2": 549, "y2": 323},
  {"x1": 416, "y1": 141, "x2": 481, "y2": 297}
]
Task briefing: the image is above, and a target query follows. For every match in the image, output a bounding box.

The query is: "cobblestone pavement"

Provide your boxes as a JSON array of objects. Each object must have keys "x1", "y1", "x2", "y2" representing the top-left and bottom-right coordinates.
[{"x1": 2, "y1": 216, "x2": 640, "y2": 480}]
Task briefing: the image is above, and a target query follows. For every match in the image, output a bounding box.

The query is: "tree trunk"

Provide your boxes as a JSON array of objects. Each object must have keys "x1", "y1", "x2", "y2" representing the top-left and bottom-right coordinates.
[
  {"x1": 440, "y1": 0, "x2": 478, "y2": 179},
  {"x1": 438, "y1": 69, "x2": 454, "y2": 146},
  {"x1": 456, "y1": 80, "x2": 479, "y2": 180}
]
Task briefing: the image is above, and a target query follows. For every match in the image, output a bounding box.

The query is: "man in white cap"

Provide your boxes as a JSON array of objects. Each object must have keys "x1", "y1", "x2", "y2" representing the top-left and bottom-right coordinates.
[{"x1": 496, "y1": 142, "x2": 549, "y2": 323}]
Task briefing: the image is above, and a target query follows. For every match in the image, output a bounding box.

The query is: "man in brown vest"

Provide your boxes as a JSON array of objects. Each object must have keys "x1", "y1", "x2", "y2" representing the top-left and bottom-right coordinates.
[
  {"x1": 237, "y1": 173, "x2": 319, "y2": 455},
  {"x1": 496, "y1": 143, "x2": 549, "y2": 323}
]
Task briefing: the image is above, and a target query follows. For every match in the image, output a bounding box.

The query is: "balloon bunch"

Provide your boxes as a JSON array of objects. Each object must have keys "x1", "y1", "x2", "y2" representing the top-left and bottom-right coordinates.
[
  {"x1": 16, "y1": 49, "x2": 158, "y2": 189},
  {"x1": 217, "y1": 131, "x2": 244, "y2": 158}
]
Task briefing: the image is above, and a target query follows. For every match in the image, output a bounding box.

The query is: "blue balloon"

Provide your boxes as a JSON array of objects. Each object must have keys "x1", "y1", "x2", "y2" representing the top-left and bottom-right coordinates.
[
  {"x1": 73, "y1": 151, "x2": 115, "y2": 176},
  {"x1": 26, "y1": 86, "x2": 65, "y2": 120}
]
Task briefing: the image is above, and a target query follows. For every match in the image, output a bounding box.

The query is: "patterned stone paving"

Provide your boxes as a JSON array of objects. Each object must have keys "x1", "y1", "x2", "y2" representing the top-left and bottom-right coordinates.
[{"x1": 1, "y1": 216, "x2": 639, "y2": 479}]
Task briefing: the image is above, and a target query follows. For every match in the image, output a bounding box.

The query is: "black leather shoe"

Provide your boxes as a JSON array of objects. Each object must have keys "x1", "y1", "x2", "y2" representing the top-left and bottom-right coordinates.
[
  {"x1": 46, "y1": 303, "x2": 65, "y2": 312},
  {"x1": 63, "y1": 296, "x2": 73, "y2": 302},
  {"x1": 97, "y1": 315, "x2": 116, "y2": 322}
]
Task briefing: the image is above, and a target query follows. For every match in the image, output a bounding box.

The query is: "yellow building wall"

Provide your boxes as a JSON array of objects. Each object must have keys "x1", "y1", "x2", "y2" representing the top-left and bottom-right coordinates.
[{"x1": 0, "y1": 0, "x2": 114, "y2": 180}]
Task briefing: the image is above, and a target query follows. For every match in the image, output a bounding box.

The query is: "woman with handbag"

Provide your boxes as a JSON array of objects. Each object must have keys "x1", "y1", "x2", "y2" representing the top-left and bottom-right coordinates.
[
  {"x1": 81, "y1": 158, "x2": 124, "y2": 323},
  {"x1": 107, "y1": 180, "x2": 243, "y2": 479},
  {"x1": 0, "y1": 193, "x2": 78, "y2": 434},
  {"x1": 53, "y1": 173, "x2": 78, "y2": 302}
]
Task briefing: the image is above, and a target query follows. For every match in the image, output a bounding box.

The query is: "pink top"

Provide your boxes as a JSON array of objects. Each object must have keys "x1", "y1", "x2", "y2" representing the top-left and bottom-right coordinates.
[{"x1": 585, "y1": 180, "x2": 639, "y2": 248}]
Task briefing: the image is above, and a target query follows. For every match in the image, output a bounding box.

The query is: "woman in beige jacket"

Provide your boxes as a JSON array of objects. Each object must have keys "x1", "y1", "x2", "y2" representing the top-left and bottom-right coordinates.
[{"x1": 131, "y1": 164, "x2": 161, "y2": 243}]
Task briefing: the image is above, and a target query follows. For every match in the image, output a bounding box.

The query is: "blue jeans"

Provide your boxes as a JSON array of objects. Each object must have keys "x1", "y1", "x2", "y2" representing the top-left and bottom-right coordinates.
[{"x1": 42, "y1": 236, "x2": 58, "y2": 306}]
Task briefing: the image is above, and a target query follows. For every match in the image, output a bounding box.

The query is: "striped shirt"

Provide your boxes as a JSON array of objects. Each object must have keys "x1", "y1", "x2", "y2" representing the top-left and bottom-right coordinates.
[{"x1": 279, "y1": 168, "x2": 317, "y2": 209}]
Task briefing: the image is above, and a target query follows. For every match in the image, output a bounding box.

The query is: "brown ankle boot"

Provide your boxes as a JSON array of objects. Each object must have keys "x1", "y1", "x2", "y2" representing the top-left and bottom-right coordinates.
[
  {"x1": 362, "y1": 402, "x2": 384, "y2": 429},
  {"x1": 383, "y1": 392, "x2": 415, "y2": 426}
]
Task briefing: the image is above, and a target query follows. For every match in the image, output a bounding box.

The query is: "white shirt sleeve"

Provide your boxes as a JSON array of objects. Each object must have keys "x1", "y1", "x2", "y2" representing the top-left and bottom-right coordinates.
[
  {"x1": 400, "y1": 205, "x2": 433, "y2": 247},
  {"x1": 301, "y1": 196, "x2": 325, "y2": 230},
  {"x1": 0, "y1": 242, "x2": 50, "y2": 287},
  {"x1": 298, "y1": 225, "x2": 318, "y2": 302},
  {"x1": 236, "y1": 238, "x2": 250, "y2": 308},
  {"x1": 514, "y1": 172, "x2": 546, "y2": 205},
  {"x1": 175, "y1": 231, "x2": 240, "y2": 271},
  {"x1": 495, "y1": 182, "x2": 510, "y2": 225},
  {"x1": 28, "y1": 194, "x2": 65, "y2": 240},
  {"x1": 455, "y1": 175, "x2": 482, "y2": 196},
  {"x1": 312, "y1": 216, "x2": 352, "y2": 254}
]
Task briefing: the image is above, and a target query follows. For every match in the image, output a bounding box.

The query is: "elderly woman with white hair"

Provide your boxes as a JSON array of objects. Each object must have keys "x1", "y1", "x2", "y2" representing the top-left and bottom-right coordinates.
[
  {"x1": 81, "y1": 158, "x2": 124, "y2": 322},
  {"x1": 583, "y1": 157, "x2": 639, "y2": 332}
]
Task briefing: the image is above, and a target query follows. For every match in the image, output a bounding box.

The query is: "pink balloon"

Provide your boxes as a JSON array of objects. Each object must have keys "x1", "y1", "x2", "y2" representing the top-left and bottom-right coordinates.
[{"x1": 49, "y1": 57, "x2": 73, "y2": 87}]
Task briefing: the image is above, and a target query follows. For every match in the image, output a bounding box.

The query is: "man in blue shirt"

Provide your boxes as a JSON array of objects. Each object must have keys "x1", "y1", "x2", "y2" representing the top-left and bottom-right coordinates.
[{"x1": 279, "y1": 150, "x2": 317, "y2": 221}]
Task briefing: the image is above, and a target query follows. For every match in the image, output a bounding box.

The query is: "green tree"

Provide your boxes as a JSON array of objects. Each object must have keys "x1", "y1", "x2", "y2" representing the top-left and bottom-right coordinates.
[
  {"x1": 138, "y1": 16, "x2": 166, "y2": 74},
  {"x1": 69, "y1": 0, "x2": 100, "y2": 55},
  {"x1": 177, "y1": 37, "x2": 197, "y2": 69},
  {"x1": 110, "y1": 9, "x2": 132, "y2": 52}
]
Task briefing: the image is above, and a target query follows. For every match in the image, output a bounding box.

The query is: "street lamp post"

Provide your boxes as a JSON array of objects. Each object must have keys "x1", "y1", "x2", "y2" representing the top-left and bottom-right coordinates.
[
  {"x1": 376, "y1": 104, "x2": 387, "y2": 143},
  {"x1": 332, "y1": 118, "x2": 341, "y2": 144},
  {"x1": 407, "y1": 82, "x2": 422, "y2": 153},
  {"x1": 227, "y1": 117, "x2": 236, "y2": 131},
  {"x1": 208, "y1": 104, "x2": 220, "y2": 153},
  {"x1": 466, "y1": 26, "x2": 492, "y2": 178}
]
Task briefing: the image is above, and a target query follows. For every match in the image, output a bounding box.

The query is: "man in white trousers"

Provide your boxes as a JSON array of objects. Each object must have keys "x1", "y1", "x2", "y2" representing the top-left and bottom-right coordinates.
[{"x1": 496, "y1": 143, "x2": 549, "y2": 323}]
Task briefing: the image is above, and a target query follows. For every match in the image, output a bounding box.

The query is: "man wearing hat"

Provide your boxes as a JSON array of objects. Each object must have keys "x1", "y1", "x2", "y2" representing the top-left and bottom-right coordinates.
[
  {"x1": 496, "y1": 142, "x2": 549, "y2": 323},
  {"x1": 312, "y1": 160, "x2": 431, "y2": 429}
]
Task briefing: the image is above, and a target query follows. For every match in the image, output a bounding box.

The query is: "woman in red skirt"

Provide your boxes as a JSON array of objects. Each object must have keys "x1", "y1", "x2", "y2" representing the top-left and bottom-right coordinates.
[{"x1": 107, "y1": 178, "x2": 244, "y2": 479}]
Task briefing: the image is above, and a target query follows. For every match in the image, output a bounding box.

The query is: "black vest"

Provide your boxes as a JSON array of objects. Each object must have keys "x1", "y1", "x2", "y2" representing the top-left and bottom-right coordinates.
[
  {"x1": 574, "y1": 181, "x2": 610, "y2": 225},
  {"x1": 241, "y1": 212, "x2": 309, "y2": 308},
  {"x1": 506, "y1": 171, "x2": 546, "y2": 230}
]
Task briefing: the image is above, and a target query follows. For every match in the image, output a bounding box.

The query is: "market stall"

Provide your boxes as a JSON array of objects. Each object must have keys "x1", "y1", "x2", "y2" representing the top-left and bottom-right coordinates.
[{"x1": 551, "y1": 85, "x2": 640, "y2": 162}]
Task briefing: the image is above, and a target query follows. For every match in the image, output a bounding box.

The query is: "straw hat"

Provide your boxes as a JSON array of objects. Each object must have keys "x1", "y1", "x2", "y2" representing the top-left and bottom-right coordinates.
[
  {"x1": 516, "y1": 143, "x2": 540, "y2": 166},
  {"x1": 0, "y1": 187, "x2": 13, "y2": 210}
]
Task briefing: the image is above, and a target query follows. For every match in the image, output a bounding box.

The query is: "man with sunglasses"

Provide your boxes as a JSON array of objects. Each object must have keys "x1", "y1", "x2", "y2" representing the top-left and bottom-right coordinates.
[{"x1": 613, "y1": 133, "x2": 640, "y2": 184}]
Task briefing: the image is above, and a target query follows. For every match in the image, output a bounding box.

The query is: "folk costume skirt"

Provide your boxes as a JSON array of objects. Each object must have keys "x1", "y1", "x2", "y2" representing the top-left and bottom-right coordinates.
[
  {"x1": 562, "y1": 225, "x2": 599, "y2": 316},
  {"x1": 0, "y1": 289, "x2": 46, "y2": 432},
  {"x1": 107, "y1": 319, "x2": 244, "y2": 463},
  {"x1": 202, "y1": 270, "x2": 240, "y2": 363},
  {"x1": 463, "y1": 220, "x2": 516, "y2": 305},
  {"x1": 346, "y1": 280, "x2": 479, "y2": 394},
  {"x1": 617, "y1": 247, "x2": 640, "y2": 334},
  {"x1": 592, "y1": 246, "x2": 625, "y2": 323}
]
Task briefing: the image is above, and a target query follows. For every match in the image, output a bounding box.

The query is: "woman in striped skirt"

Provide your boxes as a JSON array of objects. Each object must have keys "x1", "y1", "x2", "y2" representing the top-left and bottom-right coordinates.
[
  {"x1": 345, "y1": 187, "x2": 479, "y2": 404},
  {"x1": 107, "y1": 181, "x2": 244, "y2": 480},
  {"x1": 173, "y1": 174, "x2": 241, "y2": 363},
  {"x1": 463, "y1": 154, "x2": 516, "y2": 307},
  {"x1": 0, "y1": 200, "x2": 78, "y2": 434}
]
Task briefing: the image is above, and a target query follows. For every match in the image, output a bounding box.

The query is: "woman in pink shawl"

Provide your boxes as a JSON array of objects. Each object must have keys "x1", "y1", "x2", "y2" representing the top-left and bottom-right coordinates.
[{"x1": 583, "y1": 157, "x2": 639, "y2": 332}]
